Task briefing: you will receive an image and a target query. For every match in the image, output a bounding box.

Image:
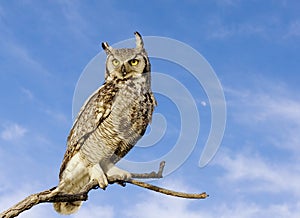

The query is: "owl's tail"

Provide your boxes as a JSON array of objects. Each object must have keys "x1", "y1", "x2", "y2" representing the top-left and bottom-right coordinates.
[
  {"x1": 52, "y1": 177, "x2": 88, "y2": 214},
  {"x1": 53, "y1": 201, "x2": 82, "y2": 215}
]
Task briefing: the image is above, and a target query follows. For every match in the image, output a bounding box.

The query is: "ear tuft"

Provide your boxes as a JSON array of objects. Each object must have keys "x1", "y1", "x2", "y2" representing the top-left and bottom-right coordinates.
[
  {"x1": 102, "y1": 42, "x2": 112, "y2": 54},
  {"x1": 134, "y1": 32, "x2": 144, "y2": 49}
]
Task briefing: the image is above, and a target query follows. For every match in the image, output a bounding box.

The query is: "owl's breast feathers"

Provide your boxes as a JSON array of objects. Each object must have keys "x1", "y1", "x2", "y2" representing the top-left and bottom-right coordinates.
[{"x1": 59, "y1": 77, "x2": 156, "y2": 178}]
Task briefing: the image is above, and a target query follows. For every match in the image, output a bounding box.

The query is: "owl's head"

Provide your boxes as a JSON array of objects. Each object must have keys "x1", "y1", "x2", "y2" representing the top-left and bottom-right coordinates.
[{"x1": 102, "y1": 32, "x2": 150, "y2": 81}]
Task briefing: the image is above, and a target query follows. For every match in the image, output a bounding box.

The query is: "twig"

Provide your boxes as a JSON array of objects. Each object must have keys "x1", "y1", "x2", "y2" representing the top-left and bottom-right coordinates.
[
  {"x1": 0, "y1": 161, "x2": 208, "y2": 218},
  {"x1": 130, "y1": 161, "x2": 165, "y2": 179},
  {"x1": 127, "y1": 179, "x2": 208, "y2": 199}
]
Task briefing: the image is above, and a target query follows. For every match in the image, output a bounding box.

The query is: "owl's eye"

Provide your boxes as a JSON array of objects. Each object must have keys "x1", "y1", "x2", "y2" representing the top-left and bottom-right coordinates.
[
  {"x1": 112, "y1": 59, "x2": 120, "y2": 66},
  {"x1": 129, "y1": 59, "x2": 139, "y2": 66}
]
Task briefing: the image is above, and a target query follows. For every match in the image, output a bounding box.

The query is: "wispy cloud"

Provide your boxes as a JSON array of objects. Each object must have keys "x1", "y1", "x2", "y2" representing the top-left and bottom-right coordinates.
[
  {"x1": 229, "y1": 88, "x2": 300, "y2": 124},
  {"x1": 0, "y1": 123, "x2": 28, "y2": 141},
  {"x1": 225, "y1": 80, "x2": 300, "y2": 155},
  {"x1": 212, "y1": 201, "x2": 300, "y2": 218},
  {"x1": 124, "y1": 196, "x2": 200, "y2": 218},
  {"x1": 44, "y1": 109, "x2": 68, "y2": 124},
  {"x1": 0, "y1": 6, "x2": 50, "y2": 76},
  {"x1": 123, "y1": 178, "x2": 207, "y2": 218},
  {"x1": 73, "y1": 204, "x2": 115, "y2": 218},
  {"x1": 215, "y1": 149, "x2": 300, "y2": 196},
  {"x1": 205, "y1": 17, "x2": 268, "y2": 40},
  {"x1": 1, "y1": 40, "x2": 50, "y2": 76},
  {"x1": 58, "y1": 0, "x2": 94, "y2": 47},
  {"x1": 122, "y1": 177, "x2": 300, "y2": 218},
  {"x1": 206, "y1": 12, "x2": 300, "y2": 42},
  {"x1": 0, "y1": 183, "x2": 57, "y2": 218},
  {"x1": 20, "y1": 87, "x2": 35, "y2": 101}
]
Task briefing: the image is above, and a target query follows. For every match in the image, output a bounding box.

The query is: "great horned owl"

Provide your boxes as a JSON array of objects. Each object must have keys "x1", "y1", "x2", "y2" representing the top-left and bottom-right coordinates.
[{"x1": 53, "y1": 32, "x2": 156, "y2": 214}]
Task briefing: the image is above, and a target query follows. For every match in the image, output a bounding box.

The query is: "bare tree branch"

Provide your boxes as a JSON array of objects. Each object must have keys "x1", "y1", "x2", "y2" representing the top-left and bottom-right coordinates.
[
  {"x1": 0, "y1": 161, "x2": 208, "y2": 218},
  {"x1": 130, "y1": 161, "x2": 165, "y2": 179},
  {"x1": 127, "y1": 179, "x2": 208, "y2": 199}
]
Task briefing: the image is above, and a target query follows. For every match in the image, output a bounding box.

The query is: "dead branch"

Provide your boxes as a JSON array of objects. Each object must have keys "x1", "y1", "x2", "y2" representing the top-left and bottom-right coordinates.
[
  {"x1": 127, "y1": 179, "x2": 208, "y2": 199},
  {"x1": 130, "y1": 160, "x2": 165, "y2": 179},
  {"x1": 0, "y1": 161, "x2": 208, "y2": 218}
]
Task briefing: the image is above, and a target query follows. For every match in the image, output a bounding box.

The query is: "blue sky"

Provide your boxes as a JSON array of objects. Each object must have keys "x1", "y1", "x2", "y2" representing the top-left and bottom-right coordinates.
[{"x1": 1, "y1": 0, "x2": 300, "y2": 217}]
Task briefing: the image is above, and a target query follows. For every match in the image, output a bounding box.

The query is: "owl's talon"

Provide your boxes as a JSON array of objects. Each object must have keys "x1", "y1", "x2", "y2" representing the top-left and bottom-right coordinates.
[
  {"x1": 89, "y1": 164, "x2": 108, "y2": 190},
  {"x1": 97, "y1": 176, "x2": 108, "y2": 190},
  {"x1": 106, "y1": 165, "x2": 131, "y2": 182}
]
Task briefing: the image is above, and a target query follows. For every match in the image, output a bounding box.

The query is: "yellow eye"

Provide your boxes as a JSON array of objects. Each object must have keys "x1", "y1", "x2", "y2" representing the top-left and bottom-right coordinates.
[
  {"x1": 129, "y1": 59, "x2": 139, "y2": 66},
  {"x1": 112, "y1": 59, "x2": 119, "y2": 66}
]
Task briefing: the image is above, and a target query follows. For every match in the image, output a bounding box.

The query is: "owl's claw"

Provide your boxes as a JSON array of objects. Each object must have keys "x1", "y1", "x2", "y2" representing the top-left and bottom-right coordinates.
[
  {"x1": 89, "y1": 164, "x2": 108, "y2": 190},
  {"x1": 106, "y1": 165, "x2": 131, "y2": 182}
]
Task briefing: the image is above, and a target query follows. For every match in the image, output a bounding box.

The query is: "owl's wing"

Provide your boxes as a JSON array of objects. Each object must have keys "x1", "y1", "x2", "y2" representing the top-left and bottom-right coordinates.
[
  {"x1": 111, "y1": 92, "x2": 157, "y2": 163},
  {"x1": 59, "y1": 82, "x2": 118, "y2": 178}
]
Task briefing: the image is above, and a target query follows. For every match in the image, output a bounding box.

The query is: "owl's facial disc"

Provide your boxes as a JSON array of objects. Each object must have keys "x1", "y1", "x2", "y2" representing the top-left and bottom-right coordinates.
[{"x1": 105, "y1": 49, "x2": 147, "y2": 81}]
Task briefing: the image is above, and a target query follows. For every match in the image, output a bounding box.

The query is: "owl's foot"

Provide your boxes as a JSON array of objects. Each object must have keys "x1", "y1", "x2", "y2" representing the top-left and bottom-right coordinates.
[
  {"x1": 89, "y1": 164, "x2": 108, "y2": 190},
  {"x1": 106, "y1": 165, "x2": 132, "y2": 182}
]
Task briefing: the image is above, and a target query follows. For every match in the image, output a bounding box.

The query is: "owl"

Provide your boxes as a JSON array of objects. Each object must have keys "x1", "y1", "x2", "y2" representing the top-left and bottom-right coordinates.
[{"x1": 53, "y1": 32, "x2": 156, "y2": 214}]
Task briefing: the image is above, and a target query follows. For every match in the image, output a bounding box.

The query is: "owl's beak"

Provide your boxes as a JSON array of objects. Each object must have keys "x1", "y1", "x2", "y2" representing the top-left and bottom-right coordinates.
[{"x1": 121, "y1": 64, "x2": 126, "y2": 76}]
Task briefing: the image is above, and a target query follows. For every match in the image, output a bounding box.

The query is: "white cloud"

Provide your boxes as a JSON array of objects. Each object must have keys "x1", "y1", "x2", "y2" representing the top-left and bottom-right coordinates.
[
  {"x1": 225, "y1": 78, "x2": 300, "y2": 153},
  {"x1": 58, "y1": 0, "x2": 93, "y2": 46},
  {"x1": 215, "y1": 149, "x2": 300, "y2": 196},
  {"x1": 212, "y1": 202, "x2": 300, "y2": 218},
  {"x1": 0, "y1": 16, "x2": 50, "y2": 76},
  {"x1": 1, "y1": 123, "x2": 28, "y2": 141},
  {"x1": 123, "y1": 179, "x2": 207, "y2": 218},
  {"x1": 44, "y1": 109, "x2": 68, "y2": 124},
  {"x1": 249, "y1": 93, "x2": 300, "y2": 124},
  {"x1": 122, "y1": 179, "x2": 300, "y2": 218},
  {"x1": 205, "y1": 17, "x2": 268, "y2": 40},
  {"x1": 0, "y1": 183, "x2": 58, "y2": 218},
  {"x1": 124, "y1": 197, "x2": 200, "y2": 218},
  {"x1": 20, "y1": 87, "x2": 35, "y2": 100},
  {"x1": 4, "y1": 41, "x2": 50, "y2": 76},
  {"x1": 73, "y1": 204, "x2": 114, "y2": 218},
  {"x1": 205, "y1": 13, "x2": 300, "y2": 42}
]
